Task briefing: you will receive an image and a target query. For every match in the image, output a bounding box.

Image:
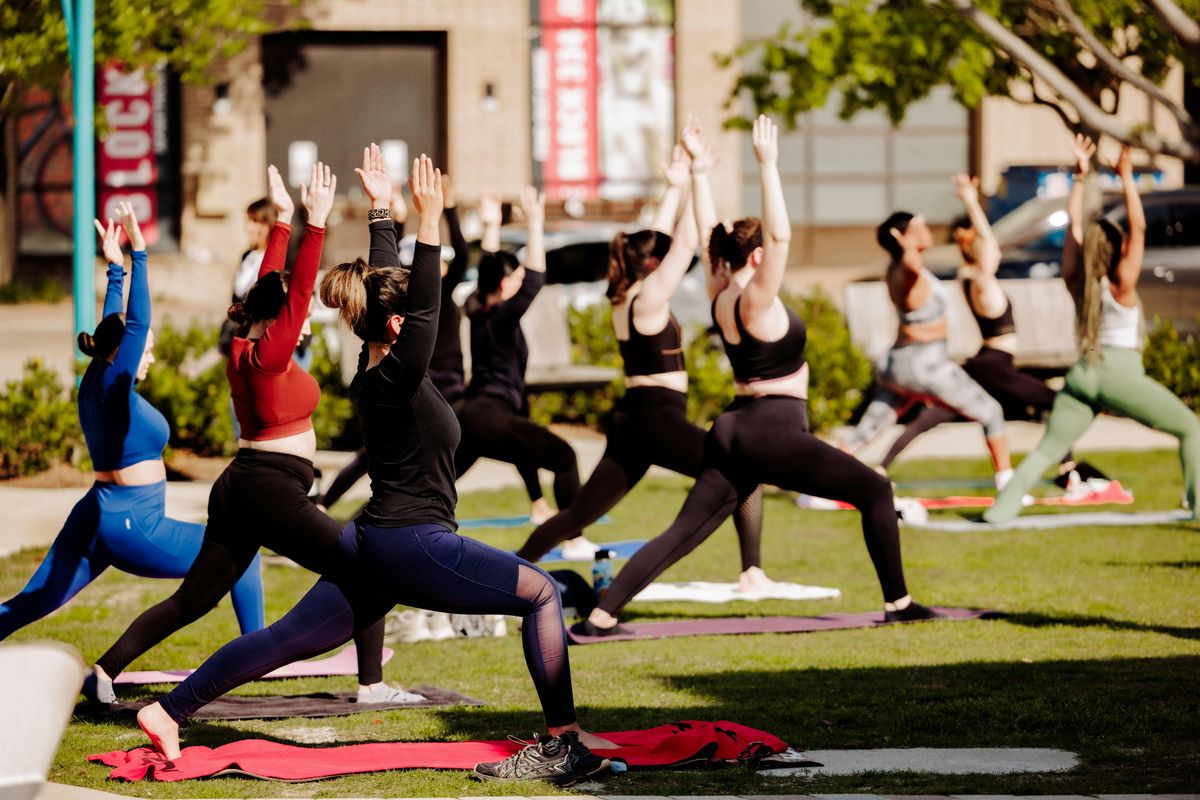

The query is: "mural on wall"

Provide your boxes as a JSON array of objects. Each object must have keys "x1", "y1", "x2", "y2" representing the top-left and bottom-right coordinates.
[
  {"x1": 532, "y1": 0, "x2": 674, "y2": 201},
  {"x1": 17, "y1": 65, "x2": 178, "y2": 255}
]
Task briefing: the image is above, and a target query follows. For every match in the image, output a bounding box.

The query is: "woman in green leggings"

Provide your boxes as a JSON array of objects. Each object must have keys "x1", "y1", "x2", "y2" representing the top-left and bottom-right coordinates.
[{"x1": 985, "y1": 135, "x2": 1200, "y2": 523}]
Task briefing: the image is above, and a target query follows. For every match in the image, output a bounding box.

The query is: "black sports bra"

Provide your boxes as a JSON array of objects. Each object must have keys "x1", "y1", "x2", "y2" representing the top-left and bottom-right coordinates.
[
  {"x1": 617, "y1": 294, "x2": 685, "y2": 377},
  {"x1": 715, "y1": 295, "x2": 807, "y2": 383},
  {"x1": 962, "y1": 278, "x2": 1016, "y2": 340}
]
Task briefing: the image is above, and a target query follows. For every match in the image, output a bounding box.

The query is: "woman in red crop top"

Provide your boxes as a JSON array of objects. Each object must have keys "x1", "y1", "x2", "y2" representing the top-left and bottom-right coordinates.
[
  {"x1": 89, "y1": 164, "x2": 417, "y2": 708},
  {"x1": 516, "y1": 137, "x2": 772, "y2": 593}
]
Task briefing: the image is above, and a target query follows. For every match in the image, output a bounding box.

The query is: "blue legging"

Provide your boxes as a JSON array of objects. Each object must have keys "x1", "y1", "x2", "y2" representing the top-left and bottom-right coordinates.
[
  {"x1": 0, "y1": 481, "x2": 264, "y2": 639},
  {"x1": 160, "y1": 522, "x2": 574, "y2": 727}
]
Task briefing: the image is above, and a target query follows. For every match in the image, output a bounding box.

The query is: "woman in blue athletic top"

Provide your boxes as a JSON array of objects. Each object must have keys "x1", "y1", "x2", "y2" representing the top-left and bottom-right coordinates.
[{"x1": 0, "y1": 204, "x2": 264, "y2": 699}]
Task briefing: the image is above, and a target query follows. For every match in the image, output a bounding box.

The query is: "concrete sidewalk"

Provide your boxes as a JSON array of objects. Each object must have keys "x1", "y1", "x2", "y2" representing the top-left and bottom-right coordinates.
[{"x1": 0, "y1": 415, "x2": 1184, "y2": 559}]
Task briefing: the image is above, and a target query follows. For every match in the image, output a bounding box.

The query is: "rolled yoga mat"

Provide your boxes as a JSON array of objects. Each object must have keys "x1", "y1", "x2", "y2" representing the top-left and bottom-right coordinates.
[
  {"x1": 109, "y1": 686, "x2": 483, "y2": 721},
  {"x1": 113, "y1": 645, "x2": 394, "y2": 686},
  {"x1": 539, "y1": 538, "x2": 645, "y2": 563},
  {"x1": 568, "y1": 606, "x2": 991, "y2": 644},
  {"x1": 89, "y1": 719, "x2": 788, "y2": 781},
  {"x1": 633, "y1": 581, "x2": 841, "y2": 604},
  {"x1": 909, "y1": 509, "x2": 1193, "y2": 532}
]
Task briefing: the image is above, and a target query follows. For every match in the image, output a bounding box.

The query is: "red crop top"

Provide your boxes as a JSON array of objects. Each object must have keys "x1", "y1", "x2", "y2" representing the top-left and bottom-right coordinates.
[{"x1": 228, "y1": 221, "x2": 324, "y2": 441}]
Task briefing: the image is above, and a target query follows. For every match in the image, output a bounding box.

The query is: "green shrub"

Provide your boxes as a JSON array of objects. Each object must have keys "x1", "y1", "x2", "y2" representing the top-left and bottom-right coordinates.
[
  {"x1": 0, "y1": 359, "x2": 83, "y2": 478},
  {"x1": 307, "y1": 327, "x2": 358, "y2": 450},
  {"x1": 1144, "y1": 316, "x2": 1200, "y2": 412},
  {"x1": 529, "y1": 303, "x2": 622, "y2": 426},
  {"x1": 0, "y1": 278, "x2": 68, "y2": 305},
  {"x1": 784, "y1": 287, "x2": 873, "y2": 432},
  {"x1": 138, "y1": 323, "x2": 236, "y2": 457}
]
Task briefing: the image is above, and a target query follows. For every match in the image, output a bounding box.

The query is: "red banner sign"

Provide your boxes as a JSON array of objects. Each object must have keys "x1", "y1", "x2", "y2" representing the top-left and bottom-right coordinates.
[
  {"x1": 533, "y1": 0, "x2": 600, "y2": 200},
  {"x1": 97, "y1": 66, "x2": 160, "y2": 246}
]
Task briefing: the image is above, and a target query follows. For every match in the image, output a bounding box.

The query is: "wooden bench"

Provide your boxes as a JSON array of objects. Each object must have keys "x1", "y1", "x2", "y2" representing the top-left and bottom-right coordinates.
[
  {"x1": 843, "y1": 278, "x2": 1079, "y2": 370},
  {"x1": 462, "y1": 284, "x2": 621, "y2": 392}
]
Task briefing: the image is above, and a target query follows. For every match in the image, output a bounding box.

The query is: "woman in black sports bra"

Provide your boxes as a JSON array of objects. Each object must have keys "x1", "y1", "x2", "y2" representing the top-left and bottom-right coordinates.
[
  {"x1": 576, "y1": 116, "x2": 943, "y2": 636},
  {"x1": 516, "y1": 144, "x2": 771, "y2": 594}
]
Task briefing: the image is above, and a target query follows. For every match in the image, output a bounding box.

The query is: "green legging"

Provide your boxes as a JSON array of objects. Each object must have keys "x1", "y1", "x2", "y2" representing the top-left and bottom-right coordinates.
[{"x1": 985, "y1": 347, "x2": 1200, "y2": 523}]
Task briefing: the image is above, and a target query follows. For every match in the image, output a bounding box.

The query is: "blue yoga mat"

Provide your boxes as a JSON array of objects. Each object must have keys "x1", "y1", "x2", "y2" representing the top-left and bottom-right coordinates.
[
  {"x1": 458, "y1": 514, "x2": 611, "y2": 530},
  {"x1": 540, "y1": 539, "x2": 646, "y2": 563}
]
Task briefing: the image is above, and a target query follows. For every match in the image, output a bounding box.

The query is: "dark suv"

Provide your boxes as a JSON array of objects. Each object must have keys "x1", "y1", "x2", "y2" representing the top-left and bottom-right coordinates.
[{"x1": 925, "y1": 188, "x2": 1200, "y2": 330}]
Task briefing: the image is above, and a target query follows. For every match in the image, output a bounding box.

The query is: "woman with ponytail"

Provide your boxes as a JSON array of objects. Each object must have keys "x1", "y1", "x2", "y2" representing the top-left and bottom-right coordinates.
[
  {"x1": 452, "y1": 187, "x2": 583, "y2": 516},
  {"x1": 577, "y1": 117, "x2": 941, "y2": 637},
  {"x1": 985, "y1": 136, "x2": 1200, "y2": 523},
  {"x1": 135, "y1": 148, "x2": 615, "y2": 786},
  {"x1": 517, "y1": 135, "x2": 772, "y2": 593},
  {"x1": 88, "y1": 164, "x2": 405, "y2": 708},
  {"x1": 0, "y1": 204, "x2": 264, "y2": 659}
]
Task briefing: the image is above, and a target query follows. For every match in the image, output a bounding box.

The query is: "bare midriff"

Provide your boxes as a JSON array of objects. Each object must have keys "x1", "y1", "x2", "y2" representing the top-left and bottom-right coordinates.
[
  {"x1": 238, "y1": 427, "x2": 317, "y2": 461},
  {"x1": 734, "y1": 362, "x2": 809, "y2": 399},
  {"x1": 94, "y1": 458, "x2": 167, "y2": 486},
  {"x1": 625, "y1": 370, "x2": 688, "y2": 393}
]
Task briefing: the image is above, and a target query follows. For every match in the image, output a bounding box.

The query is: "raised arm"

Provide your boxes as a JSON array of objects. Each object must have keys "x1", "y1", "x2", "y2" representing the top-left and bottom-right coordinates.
[
  {"x1": 95, "y1": 217, "x2": 126, "y2": 318},
  {"x1": 742, "y1": 115, "x2": 791, "y2": 314},
  {"x1": 442, "y1": 174, "x2": 470, "y2": 289},
  {"x1": 1063, "y1": 134, "x2": 1095, "y2": 285},
  {"x1": 636, "y1": 190, "x2": 698, "y2": 312},
  {"x1": 379, "y1": 154, "x2": 444, "y2": 389},
  {"x1": 479, "y1": 190, "x2": 502, "y2": 254},
  {"x1": 391, "y1": 180, "x2": 408, "y2": 242},
  {"x1": 650, "y1": 145, "x2": 688, "y2": 235},
  {"x1": 357, "y1": 143, "x2": 399, "y2": 269},
  {"x1": 258, "y1": 165, "x2": 294, "y2": 278},
  {"x1": 492, "y1": 187, "x2": 546, "y2": 326},
  {"x1": 1110, "y1": 144, "x2": 1144, "y2": 297},
  {"x1": 681, "y1": 116, "x2": 722, "y2": 301},
  {"x1": 104, "y1": 203, "x2": 150, "y2": 390},
  {"x1": 253, "y1": 161, "x2": 334, "y2": 373},
  {"x1": 953, "y1": 174, "x2": 1000, "y2": 275}
]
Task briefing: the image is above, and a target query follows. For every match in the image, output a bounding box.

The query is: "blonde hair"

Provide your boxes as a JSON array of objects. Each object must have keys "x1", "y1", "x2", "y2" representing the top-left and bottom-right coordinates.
[
  {"x1": 1075, "y1": 219, "x2": 1123, "y2": 363},
  {"x1": 320, "y1": 258, "x2": 372, "y2": 337}
]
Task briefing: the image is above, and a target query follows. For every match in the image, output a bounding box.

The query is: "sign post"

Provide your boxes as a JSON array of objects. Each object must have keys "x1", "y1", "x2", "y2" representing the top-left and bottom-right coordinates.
[{"x1": 66, "y1": 0, "x2": 96, "y2": 358}]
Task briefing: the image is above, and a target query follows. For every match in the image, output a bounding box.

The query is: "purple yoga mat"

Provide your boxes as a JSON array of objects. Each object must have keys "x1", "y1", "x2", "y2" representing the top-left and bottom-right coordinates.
[
  {"x1": 114, "y1": 645, "x2": 395, "y2": 686},
  {"x1": 567, "y1": 607, "x2": 992, "y2": 644}
]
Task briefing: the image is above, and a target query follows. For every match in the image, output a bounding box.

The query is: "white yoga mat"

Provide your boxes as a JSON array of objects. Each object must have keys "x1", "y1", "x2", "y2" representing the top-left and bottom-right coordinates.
[
  {"x1": 910, "y1": 509, "x2": 1192, "y2": 531},
  {"x1": 632, "y1": 581, "x2": 840, "y2": 604},
  {"x1": 761, "y1": 746, "x2": 1079, "y2": 776}
]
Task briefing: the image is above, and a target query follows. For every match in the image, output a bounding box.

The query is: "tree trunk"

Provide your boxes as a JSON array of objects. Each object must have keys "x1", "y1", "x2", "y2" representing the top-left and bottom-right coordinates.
[{"x1": 0, "y1": 110, "x2": 18, "y2": 286}]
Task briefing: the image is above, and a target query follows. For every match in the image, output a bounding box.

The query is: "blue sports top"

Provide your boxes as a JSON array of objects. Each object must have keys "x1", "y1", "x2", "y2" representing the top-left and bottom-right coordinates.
[{"x1": 78, "y1": 251, "x2": 170, "y2": 471}]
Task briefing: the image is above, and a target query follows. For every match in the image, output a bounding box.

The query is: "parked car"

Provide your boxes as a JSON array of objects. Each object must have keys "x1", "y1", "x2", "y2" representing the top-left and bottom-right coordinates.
[{"x1": 925, "y1": 188, "x2": 1200, "y2": 330}]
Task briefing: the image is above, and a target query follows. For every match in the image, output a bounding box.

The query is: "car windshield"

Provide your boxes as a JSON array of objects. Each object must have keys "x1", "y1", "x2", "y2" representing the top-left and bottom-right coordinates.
[{"x1": 990, "y1": 197, "x2": 1066, "y2": 244}]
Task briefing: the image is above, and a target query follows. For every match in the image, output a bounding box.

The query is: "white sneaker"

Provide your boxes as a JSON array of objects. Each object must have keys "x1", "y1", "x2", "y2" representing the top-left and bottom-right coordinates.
[
  {"x1": 795, "y1": 494, "x2": 842, "y2": 510},
  {"x1": 559, "y1": 536, "x2": 600, "y2": 561},
  {"x1": 893, "y1": 496, "x2": 929, "y2": 525},
  {"x1": 424, "y1": 610, "x2": 457, "y2": 641},
  {"x1": 356, "y1": 684, "x2": 426, "y2": 705},
  {"x1": 385, "y1": 609, "x2": 431, "y2": 643}
]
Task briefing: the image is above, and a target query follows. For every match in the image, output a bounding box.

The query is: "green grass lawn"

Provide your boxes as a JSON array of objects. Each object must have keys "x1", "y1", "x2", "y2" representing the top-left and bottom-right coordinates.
[{"x1": 3, "y1": 449, "x2": 1198, "y2": 796}]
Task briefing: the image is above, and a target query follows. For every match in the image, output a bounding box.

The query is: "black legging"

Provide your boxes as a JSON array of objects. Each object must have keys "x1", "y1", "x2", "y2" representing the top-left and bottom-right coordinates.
[
  {"x1": 159, "y1": 521, "x2": 574, "y2": 727},
  {"x1": 598, "y1": 396, "x2": 908, "y2": 616},
  {"x1": 455, "y1": 394, "x2": 580, "y2": 509},
  {"x1": 516, "y1": 387, "x2": 764, "y2": 567},
  {"x1": 95, "y1": 450, "x2": 385, "y2": 685},
  {"x1": 880, "y1": 346, "x2": 1065, "y2": 470}
]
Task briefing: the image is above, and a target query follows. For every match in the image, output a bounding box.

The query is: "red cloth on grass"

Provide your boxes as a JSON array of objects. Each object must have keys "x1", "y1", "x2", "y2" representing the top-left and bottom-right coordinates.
[{"x1": 88, "y1": 720, "x2": 787, "y2": 782}]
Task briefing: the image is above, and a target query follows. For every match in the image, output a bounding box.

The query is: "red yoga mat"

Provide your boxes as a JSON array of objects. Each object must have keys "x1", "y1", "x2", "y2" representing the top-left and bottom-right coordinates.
[
  {"x1": 114, "y1": 645, "x2": 394, "y2": 686},
  {"x1": 88, "y1": 720, "x2": 787, "y2": 782},
  {"x1": 820, "y1": 480, "x2": 1133, "y2": 511},
  {"x1": 567, "y1": 607, "x2": 991, "y2": 644}
]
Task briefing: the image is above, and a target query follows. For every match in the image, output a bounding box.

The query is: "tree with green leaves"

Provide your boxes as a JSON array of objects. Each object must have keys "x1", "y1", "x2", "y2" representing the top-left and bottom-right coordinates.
[
  {"x1": 0, "y1": 0, "x2": 284, "y2": 285},
  {"x1": 723, "y1": 0, "x2": 1200, "y2": 164}
]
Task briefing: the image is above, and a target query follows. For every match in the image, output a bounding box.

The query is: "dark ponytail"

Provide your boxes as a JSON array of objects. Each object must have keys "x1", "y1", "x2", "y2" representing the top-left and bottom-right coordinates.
[
  {"x1": 475, "y1": 251, "x2": 521, "y2": 301},
  {"x1": 228, "y1": 271, "x2": 287, "y2": 335},
  {"x1": 78, "y1": 313, "x2": 125, "y2": 359},
  {"x1": 707, "y1": 218, "x2": 762, "y2": 274},
  {"x1": 877, "y1": 211, "x2": 915, "y2": 261},
  {"x1": 321, "y1": 257, "x2": 410, "y2": 342},
  {"x1": 606, "y1": 229, "x2": 670, "y2": 305}
]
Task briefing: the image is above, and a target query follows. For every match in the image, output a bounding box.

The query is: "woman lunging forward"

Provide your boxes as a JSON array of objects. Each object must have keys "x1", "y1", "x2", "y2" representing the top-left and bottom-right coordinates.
[
  {"x1": 841, "y1": 196, "x2": 1015, "y2": 491},
  {"x1": 135, "y1": 150, "x2": 615, "y2": 786},
  {"x1": 577, "y1": 116, "x2": 943, "y2": 637},
  {"x1": 86, "y1": 164, "x2": 403, "y2": 707},
  {"x1": 985, "y1": 137, "x2": 1199, "y2": 523},
  {"x1": 516, "y1": 134, "x2": 770, "y2": 591},
  {"x1": 453, "y1": 191, "x2": 582, "y2": 515},
  {"x1": 0, "y1": 205, "x2": 263, "y2": 666}
]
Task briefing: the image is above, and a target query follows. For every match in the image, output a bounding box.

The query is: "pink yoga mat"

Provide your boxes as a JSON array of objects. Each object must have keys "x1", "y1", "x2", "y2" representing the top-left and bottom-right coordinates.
[
  {"x1": 567, "y1": 606, "x2": 991, "y2": 644},
  {"x1": 114, "y1": 645, "x2": 394, "y2": 686},
  {"x1": 821, "y1": 480, "x2": 1133, "y2": 511},
  {"x1": 89, "y1": 720, "x2": 788, "y2": 781}
]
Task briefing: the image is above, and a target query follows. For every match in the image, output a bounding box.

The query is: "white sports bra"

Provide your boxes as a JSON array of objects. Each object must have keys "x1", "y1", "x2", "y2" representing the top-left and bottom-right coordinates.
[{"x1": 1098, "y1": 278, "x2": 1142, "y2": 350}]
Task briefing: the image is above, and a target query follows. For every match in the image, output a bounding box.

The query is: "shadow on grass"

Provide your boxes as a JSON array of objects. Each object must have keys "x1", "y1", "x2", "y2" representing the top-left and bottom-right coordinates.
[
  {"x1": 1100, "y1": 559, "x2": 1200, "y2": 570},
  {"x1": 1001, "y1": 610, "x2": 1200, "y2": 640}
]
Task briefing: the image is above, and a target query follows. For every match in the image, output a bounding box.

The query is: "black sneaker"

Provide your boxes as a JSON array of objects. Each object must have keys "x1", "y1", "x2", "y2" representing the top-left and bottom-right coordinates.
[
  {"x1": 570, "y1": 619, "x2": 633, "y2": 638},
  {"x1": 473, "y1": 732, "x2": 610, "y2": 786},
  {"x1": 884, "y1": 601, "x2": 951, "y2": 623}
]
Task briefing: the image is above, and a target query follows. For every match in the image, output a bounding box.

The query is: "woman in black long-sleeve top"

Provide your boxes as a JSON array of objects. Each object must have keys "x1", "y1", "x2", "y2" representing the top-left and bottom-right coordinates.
[
  {"x1": 453, "y1": 190, "x2": 581, "y2": 511},
  {"x1": 134, "y1": 150, "x2": 614, "y2": 784}
]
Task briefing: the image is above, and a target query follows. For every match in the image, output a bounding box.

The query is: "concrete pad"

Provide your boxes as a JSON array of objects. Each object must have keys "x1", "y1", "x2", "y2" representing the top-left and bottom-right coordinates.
[
  {"x1": 41, "y1": 784, "x2": 128, "y2": 800},
  {"x1": 760, "y1": 747, "x2": 1078, "y2": 777}
]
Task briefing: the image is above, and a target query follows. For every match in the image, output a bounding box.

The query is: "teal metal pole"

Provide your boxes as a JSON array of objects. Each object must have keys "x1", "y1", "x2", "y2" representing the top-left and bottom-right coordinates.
[
  {"x1": 61, "y1": 0, "x2": 74, "y2": 63},
  {"x1": 70, "y1": 0, "x2": 95, "y2": 353}
]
